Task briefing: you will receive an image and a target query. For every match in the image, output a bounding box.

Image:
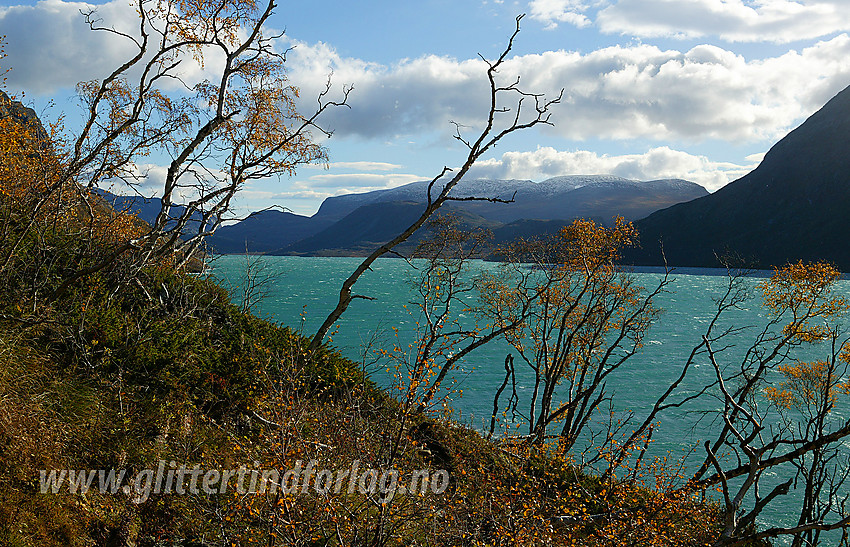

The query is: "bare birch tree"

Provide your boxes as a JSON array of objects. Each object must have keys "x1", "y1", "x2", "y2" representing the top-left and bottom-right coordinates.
[{"x1": 308, "y1": 14, "x2": 563, "y2": 353}]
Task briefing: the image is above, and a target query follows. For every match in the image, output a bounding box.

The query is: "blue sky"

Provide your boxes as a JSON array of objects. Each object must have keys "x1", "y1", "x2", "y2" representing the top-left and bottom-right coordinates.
[{"x1": 2, "y1": 0, "x2": 850, "y2": 216}]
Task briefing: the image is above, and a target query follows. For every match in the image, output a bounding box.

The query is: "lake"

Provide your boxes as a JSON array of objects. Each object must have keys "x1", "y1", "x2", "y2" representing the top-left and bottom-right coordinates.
[{"x1": 209, "y1": 255, "x2": 850, "y2": 543}]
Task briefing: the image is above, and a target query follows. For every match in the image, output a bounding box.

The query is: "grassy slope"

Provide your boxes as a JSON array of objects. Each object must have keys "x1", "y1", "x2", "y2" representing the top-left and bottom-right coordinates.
[
  {"x1": 0, "y1": 122, "x2": 724, "y2": 543},
  {"x1": 0, "y1": 88, "x2": 733, "y2": 546},
  {"x1": 0, "y1": 244, "x2": 731, "y2": 546}
]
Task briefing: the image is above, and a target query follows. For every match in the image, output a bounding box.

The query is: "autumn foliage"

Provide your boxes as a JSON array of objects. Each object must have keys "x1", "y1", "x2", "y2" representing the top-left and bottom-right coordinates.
[{"x1": 2, "y1": 1, "x2": 850, "y2": 545}]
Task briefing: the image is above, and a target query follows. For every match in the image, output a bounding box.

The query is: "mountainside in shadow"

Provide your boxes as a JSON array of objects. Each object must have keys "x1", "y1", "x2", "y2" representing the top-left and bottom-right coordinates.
[
  {"x1": 313, "y1": 176, "x2": 707, "y2": 225},
  {"x1": 629, "y1": 85, "x2": 850, "y2": 271},
  {"x1": 241, "y1": 176, "x2": 707, "y2": 255},
  {"x1": 96, "y1": 190, "x2": 212, "y2": 238},
  {"x1": 276, "y1": 201, "x2": 502, "y2": 256},
  {"x1": 206, "y1": 210, "x2": 332, "y2": 254}
]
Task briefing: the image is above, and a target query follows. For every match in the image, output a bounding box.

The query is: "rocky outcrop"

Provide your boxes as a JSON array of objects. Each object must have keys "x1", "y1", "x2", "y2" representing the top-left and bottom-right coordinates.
[{"x1": 0, "y1": 90, "x2": 48, "y2": 141}]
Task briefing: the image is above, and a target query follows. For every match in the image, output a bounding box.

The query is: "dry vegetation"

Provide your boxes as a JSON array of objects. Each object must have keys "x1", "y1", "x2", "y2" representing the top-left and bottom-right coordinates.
[
  {"x1": 2, "y1": 1, "x2": 850, "y2": 545},
  {"x1": 0, "y1": 100, "x2": 725, "y2": 544}
]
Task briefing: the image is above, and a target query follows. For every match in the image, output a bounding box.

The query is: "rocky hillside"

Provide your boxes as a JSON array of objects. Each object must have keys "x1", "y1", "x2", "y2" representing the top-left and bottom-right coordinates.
[{"x1": 629, "y1": 84, "x2": 850, "y2": 271}]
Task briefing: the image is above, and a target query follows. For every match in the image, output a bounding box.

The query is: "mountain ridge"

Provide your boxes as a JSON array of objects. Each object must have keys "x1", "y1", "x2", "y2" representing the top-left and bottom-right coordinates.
[
  {"x1": 628, "y1": 84, "x2": 850, "y2": 271},
  {"x1": 313, "y1": 175, "x2": 704, "y2": 224},
  {"x1": 211, "y1": 176, "x2": 708, "y2": 255}
]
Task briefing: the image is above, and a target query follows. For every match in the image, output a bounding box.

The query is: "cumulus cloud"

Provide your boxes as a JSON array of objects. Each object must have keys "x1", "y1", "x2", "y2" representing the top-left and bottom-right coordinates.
[
  {"x1": 286, "y1": 35, "x2": 850, "y2": 144},
  {"x1": 284, "y1": 38, "x2": 492, "y2": 140},
  {"x1": 595, "y1": 0, "x2": 850, "y2": 43},
  {"x1": 0, "y1": 0, "x2": 224, "y2": 95},
  {"x1": 302, "y1": 161, "x2": 404, "y2": 171},
  {"x1": 527, "y1": 0, "x2": 850, "y2": 43},
  {"x1": 104, "y1": 163, "x2": 230, "y2": 205},
  {"x1": 529, "y1": 0, "x2": 592, "y2": 29},
  {"x1": 510, "y1": 39, "x2": 850, "y2": 141},
  {"x1": 467, "y1": 146, "x2": 757, "y2": 190},
  {"x1": 279, "y1": 172, "x2": 425, "y2": 201},
  {"x1": 0, "y1": 0, "x2": 141, "y2": 94},
  {"x1": 4, "y1": 1, "x2": 850, "y2": 147}
]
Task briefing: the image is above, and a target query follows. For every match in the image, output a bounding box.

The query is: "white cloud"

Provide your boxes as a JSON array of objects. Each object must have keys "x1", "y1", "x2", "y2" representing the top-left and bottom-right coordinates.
[
  {"x1": 268, "y1": 189, "x2": 335, "y2": 201},
  {"x1": 103, "y1": 162, "x2": 228, "y2": 205},
  {"x1": 109, "y1": 161, "x2": 421, "y2": 208},
  {"x1": 299, "y1": 172, "x2": 423, "y2": 190},
  {"x1": 5, "y1": 1, "x2": 850, "y2": 148},
  {"x1": 529, "y1": 0, "x2": 592, "y2": 29},
  {"x1": 467, "y1": 146, "x2": 758, "y2": 190},
  {"x1": 284, "y1": 38, "x2": 491, "y2": 139},
  {"x1": 596, "y1": 0, "x2": 850, "y2": 43},
  {"x1": 527, "y1": 0, "x2": 850, "y2": 43},
  {"x1": 303, "y1": 161, "x2": 404, "y2": 171},
  {"x1": 745, "y1": 151, "x2": 766, "y2": 163},
  {"x1": 0, "y1": 0, "x2": 225, "y2": 95},
  {"x1": 0, "y1": 0, "x2": 140, "y2": 94},
  {"x1": 286, "y1": 35, "x2": 850, "y2": 144},
  {"x1": 268, "y1": 172, "x2": 426, "y2": 203}
]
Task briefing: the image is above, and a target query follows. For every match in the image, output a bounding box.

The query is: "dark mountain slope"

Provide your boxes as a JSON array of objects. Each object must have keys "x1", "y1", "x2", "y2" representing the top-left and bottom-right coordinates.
[
  {"x1": 313, "y1": 178, "x2": 542, "y2": 223},
  {"x1": 491, "y1": 219, "x2": 578, "y2": 245},
  {"x1": 206, "y1": 210, "x2": 331, "y2": 254},
  {"x1": 275, "y1": 201, "x2": 501, "y2": 256},
  {"x1": 552, "y1": 179, "x2": 707, "y2": 226},
  {"x1": 630, "y1": 85, "x2": 850, "y2": 271},
  {"x1": 313, "y1": 176, "x2": 707, "y2": 226},
  {"x1": 96, "y1": 190, "x2": 212, "y2": 238},
  {"x1": 248, "y1": 177, "x2": 705, "y2": 255}
]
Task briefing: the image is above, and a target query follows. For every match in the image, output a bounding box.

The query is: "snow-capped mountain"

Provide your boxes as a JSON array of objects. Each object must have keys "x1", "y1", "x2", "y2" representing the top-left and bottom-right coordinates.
[{"x1": 313, "y1": 175, "x2": 706, "y2": 224}]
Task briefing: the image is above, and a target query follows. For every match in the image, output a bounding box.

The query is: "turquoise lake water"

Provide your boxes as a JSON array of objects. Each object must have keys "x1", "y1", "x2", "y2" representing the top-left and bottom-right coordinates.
[{"x1": 209, "y1": 255, "x2": 850, "y2": 542}]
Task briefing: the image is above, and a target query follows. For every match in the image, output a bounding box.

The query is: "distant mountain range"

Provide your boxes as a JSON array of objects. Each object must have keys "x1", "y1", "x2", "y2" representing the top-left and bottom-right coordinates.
[
  {"x1": 208, "y1": 176, "x2": 708, "y2": 255},
  {"x1": 97, "y1": 83, "x2": 850, "y2": 270},
  {"x1": 95, "y1": 190, "x2": 212, "y2": 236},
  {"x1": 199, "y1": 209, "x2": 332, "y2": 254},
  {"x1": 626, "y1": 84, "x2": 850, "y2": 271}
]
